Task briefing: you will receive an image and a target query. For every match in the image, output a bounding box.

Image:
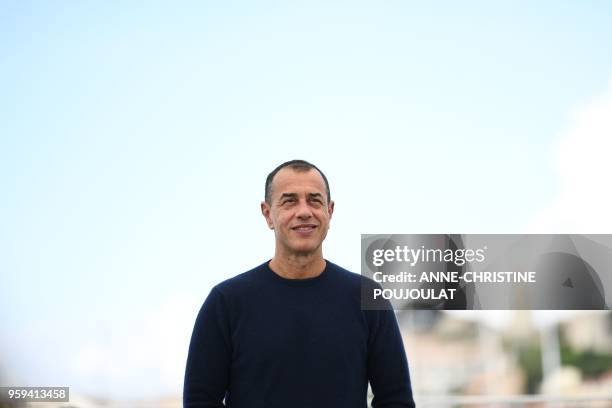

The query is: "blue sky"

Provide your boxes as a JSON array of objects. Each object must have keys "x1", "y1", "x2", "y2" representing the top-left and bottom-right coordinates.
[{"x1": 2, "y1": 1, "x2": 612, "y2": 399}]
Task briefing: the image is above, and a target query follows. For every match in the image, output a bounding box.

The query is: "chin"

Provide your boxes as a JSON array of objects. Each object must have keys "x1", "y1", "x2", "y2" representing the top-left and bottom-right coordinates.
[
  {"x1": 288, "y1": 243, "x2": 321, "y2": 256},
  {"x1": 291, "y1": 247, "x2": 317, "y2": 256}
]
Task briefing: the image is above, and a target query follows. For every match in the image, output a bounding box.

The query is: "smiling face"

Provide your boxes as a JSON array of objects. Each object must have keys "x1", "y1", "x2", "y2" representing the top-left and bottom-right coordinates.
[{"x1": 261, "y1": 167, "x2": 334, "y2": 259}]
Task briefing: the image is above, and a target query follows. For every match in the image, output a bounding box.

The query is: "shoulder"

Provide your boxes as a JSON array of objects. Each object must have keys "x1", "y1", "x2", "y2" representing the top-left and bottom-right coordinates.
[
  {"x1": 213, "y1": 261, "x2": 268, "y2": 298},
  {"x1": 326, "y1": 260, "x2": 382, "y2": 303},
  {"x1": 325, "y1": 261, "x2": 392, "y2": 329},
  {"x1": 212, "y1": 261, "x2": 269, "y2": 303},
  {"x1": 326, "y1": 260, "x2": 380, "y2": 289}
]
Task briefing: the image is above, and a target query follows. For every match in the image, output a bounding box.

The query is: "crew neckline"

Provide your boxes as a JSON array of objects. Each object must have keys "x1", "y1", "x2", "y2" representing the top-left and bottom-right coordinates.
[{"x1": 262, "y1": 259, "x2": 332, "y2": 286}]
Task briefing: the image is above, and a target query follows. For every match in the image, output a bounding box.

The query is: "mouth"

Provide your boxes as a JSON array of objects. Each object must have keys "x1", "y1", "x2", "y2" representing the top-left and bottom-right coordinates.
[{"x1": 291, "y1": 224, "x2": 317, "y2": 232}]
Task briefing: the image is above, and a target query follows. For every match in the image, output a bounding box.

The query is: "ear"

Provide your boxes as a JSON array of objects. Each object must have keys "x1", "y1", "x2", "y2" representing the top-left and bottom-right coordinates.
[
  {"x1": 261, "y1": 201, "x2": 274, "y2": 229},
  {"x1": 328, "y1": 200, "x2": 335, "y2": 220}
]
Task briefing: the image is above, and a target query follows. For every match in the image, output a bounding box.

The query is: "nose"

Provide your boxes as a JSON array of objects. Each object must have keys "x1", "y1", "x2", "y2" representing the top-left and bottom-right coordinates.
[{"x1": 295, "y1": 200, "x2": 313, "y2": 220}]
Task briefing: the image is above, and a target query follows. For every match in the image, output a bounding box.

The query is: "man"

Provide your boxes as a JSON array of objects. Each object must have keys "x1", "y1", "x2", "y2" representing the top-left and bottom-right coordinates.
[{"x1": 184, "y1": 160, "x2": 415, "y2": 407}]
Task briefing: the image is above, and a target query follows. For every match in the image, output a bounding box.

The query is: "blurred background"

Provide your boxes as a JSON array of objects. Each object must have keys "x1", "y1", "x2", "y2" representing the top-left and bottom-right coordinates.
[{"x1": 2, "y1": 1, "x2": 611, "y2": 407}]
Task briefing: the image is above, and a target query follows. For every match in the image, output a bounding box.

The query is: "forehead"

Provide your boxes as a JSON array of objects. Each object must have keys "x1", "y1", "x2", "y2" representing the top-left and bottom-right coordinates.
[{"x1": 270, "y1": 168, "x2": 326, "y2": 197}]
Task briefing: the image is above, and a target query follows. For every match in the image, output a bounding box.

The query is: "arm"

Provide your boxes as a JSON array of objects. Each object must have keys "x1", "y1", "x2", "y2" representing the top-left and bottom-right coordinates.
[
  {"x1": 184, "y1": 287, "x2": 232, "y2": 407},
  {"x1": 367, "y1": 308, "x2": 416, "y2": 408}
]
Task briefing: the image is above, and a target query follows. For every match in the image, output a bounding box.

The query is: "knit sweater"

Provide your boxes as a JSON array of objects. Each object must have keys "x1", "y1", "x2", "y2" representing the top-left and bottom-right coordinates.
[{"x1": 184, "y1": 260, "x2": 415, "y2": 407}]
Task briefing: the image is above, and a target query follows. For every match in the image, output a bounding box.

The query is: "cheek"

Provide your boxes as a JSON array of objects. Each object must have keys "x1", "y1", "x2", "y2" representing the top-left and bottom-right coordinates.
[
  {"x1": 276, "y1": 213, "x2": 293, "y2": 227},
  {"x1": 316, "y1": 210, "x2": 330, "y2": 222}
]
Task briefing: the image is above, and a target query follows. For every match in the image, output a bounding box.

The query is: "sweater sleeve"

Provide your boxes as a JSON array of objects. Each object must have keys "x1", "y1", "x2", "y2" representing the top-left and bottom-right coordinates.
[
  {"x1": 367, "y1": 308, "x2": 416, "y2": 408},
  {"x1": 184, "y1": 287, "x2": 232, "y2": 407}
]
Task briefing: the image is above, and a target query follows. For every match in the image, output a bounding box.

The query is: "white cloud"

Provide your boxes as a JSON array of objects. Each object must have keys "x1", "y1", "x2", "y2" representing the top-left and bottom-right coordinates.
[{"x1": 528, "y1": 77, "x2": 612, "y2": 232}]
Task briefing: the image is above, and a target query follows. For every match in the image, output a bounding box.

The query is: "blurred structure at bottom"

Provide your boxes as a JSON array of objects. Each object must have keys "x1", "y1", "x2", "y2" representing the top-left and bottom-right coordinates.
[{"x1": 3, "y1": 310, "x2": 610, "y2": 408}]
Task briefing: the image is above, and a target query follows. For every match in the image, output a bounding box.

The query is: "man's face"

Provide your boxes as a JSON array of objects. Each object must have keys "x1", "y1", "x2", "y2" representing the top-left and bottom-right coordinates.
[{"x1": 261, "y1": 168, "x2": 334, "y2": 257}]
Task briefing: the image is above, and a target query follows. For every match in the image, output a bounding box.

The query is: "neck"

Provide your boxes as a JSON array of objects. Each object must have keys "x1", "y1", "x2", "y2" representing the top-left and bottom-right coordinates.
[{"x1": 269, "y1": 249, "x2": 326, "y2": 279}]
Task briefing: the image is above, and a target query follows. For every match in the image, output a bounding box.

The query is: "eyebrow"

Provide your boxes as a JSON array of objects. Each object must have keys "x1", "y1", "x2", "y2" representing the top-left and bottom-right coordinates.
[
  {"x1": 279, "y1": 193, "x2": 298, "y2": 201},
  {"x1": 278, "y1": 192, "x2": 324, "y2": 201}
]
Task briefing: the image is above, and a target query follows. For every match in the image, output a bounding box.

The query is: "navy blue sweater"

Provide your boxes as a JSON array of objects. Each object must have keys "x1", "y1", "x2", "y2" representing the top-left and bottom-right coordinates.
[{"x1": 184, "y1": 260, "x2": 415, "y2": 407}]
